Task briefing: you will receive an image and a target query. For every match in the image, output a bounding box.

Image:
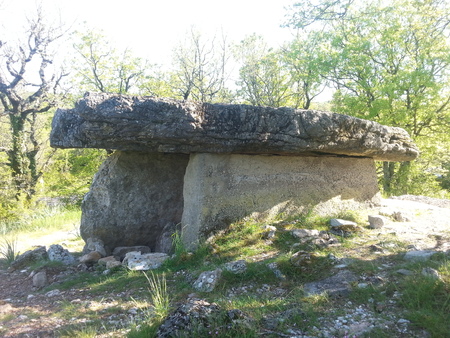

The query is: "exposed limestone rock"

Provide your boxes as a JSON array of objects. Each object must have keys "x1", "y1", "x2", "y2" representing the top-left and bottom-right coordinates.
[
  {"x1": 303, "y1": 269, "x2": 358, "y2": 297},
  {"x1": 193, "y1": 269, "x2": 222, "y2": 292},
  {"x1": 79, "y1": 251, "x2": 102, "y2": 264},
  {"x1": 157, "y1": 299, "x2": 221, "y2": 338},
  {"x1": 368, "y1": 215, "x2": 387, "y2": 229},
  {"x1": 51, "y1": 92, "x2": 418, "y2": 161},
  {"x1": 123, "y1": 251, "x2": 169, "y2": 270},
  {"x1": 82, "y1": 238, "x2": 107, "y2": 257},
  {"x1": 47, "y1": 244, "x2": 75, "y2": 265},
  {"x1": 9, "y1": 246, "x2": 47, "y2": 271},
  {"x1": 32, "y1": 271, "x2": 48, "y2": 289},
  {"x1": 181, "y1": 154, "x2": 379, "y2": 249},
  {"x1": 80, "y1": 151, "x2": 188, "y2": 253},
  {"x1": 224, "y1": 260, "x2": 247, "y2": 274},
  {"x1": 112, "y1": 246, "x2": 151, "y2": 261}
]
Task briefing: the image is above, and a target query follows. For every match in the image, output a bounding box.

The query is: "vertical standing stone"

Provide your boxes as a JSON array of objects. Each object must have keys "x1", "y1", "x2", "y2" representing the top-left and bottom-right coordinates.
[
  {"x1": 181, "y1": 153, "x2": 380, "y2": 249},
  {"x1": 80, "y1": 151, "x2": 189, "y2": 254}
]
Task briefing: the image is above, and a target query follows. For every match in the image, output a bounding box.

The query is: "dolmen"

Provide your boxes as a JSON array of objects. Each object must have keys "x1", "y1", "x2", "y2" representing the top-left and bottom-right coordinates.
[{"x1": 50, "y1": 92, "x2": 419, "y2": 253}]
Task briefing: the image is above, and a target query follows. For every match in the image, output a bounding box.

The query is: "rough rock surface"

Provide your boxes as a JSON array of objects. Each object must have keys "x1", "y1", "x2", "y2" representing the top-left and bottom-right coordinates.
[
  {"x1": 51, "y1": 92, "x2": 418, "y2": 161},
  {"x1": 80, "y1": 151, "x2": 188, "y2": 253}
]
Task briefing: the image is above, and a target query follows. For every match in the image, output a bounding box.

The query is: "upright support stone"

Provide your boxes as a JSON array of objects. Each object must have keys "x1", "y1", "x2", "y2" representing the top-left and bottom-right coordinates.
[
  {"x1": 181, "y1": 153, "x2": 380, "y2": 249},
  {"x1": 80, "y1": 151, "x2": 189, "y2": 254}
]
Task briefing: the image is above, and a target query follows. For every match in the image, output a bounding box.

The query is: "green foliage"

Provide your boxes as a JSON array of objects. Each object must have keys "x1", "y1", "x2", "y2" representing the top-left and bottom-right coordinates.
[
  {"x1": 71, "y1": 29, "x2": 153, "y2": 95},
  {"x1": 0, "y1": 237, "x2": 19, "y2": 265},
  {"x1": 42, "y1": 149, "x2": 106, "y2": 202},
  {"x1": 285, "y1": 0, "x2": 450, "y2": 196},
  {"x1": 399, "y1": 273, "x2": 450, "y2": 336},
  {"x1": 143, "y1": 271, "x2": 171, "y2": 320}
]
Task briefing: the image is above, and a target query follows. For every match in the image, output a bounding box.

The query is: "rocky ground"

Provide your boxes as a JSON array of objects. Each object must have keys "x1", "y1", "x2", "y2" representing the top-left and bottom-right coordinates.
[{"x1": 0, "y1": 196, "x2": 449, "y2": 337}]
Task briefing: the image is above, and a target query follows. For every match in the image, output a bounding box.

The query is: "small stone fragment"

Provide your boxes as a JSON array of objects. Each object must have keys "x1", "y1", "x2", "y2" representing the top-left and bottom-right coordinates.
[
  {"x1": 123, "y1": 252, "x2": 169, "y2": 270},
  {"x1": 368, "y1": 215, "x2": 386, "y2": 229},
  {"x1": 267, "y1": 262, "x2": 286, "y2": 280},
  {"x1": 330, "y1": 219, "x2": 359, "y2": 232},
  {"x1": 79, "y1": 251, "x2": 102, "y2": 264},
  {"x1": 32, "y1": 271, "x2": 48, "y2": 289},
  {"x1": 48, "y1": 244, "x2": 75, "y2": 265},
  {"x1": 224, "y1": 260, "x2": 247, "y2": 274},
  {"x1": 261, "y1": 225, "x2": 277, "y2": 239},
  {"x1": 193, "y1": 269, "x2": 222, "y2": 292},
  {"x1": 291, "y1": 228, "x2": 320, "y2": 239},
  {"x1": 98, "y1": 256, "x2": 119, "y2": 266},
  {"x1": 112, "y1": 246, "x2": 151, "y2": 261},
  {"x1": 421, "y1": 267, "x2": 440, "y2": 280},
  {"x1": 393, "y1": 211, "x2": 412, "y2": 222},
  {"x1": 290, "y1": 251, "x2": 316, "y2": 267},
  {"x1": 404, "y1": 250, "x2": 437, "y2": 261},
  {"x1": 45, "y1": 289, "x2": 61, "y2": 297},
  {"x1": 83, "y1": 237, "x2": 107, "y2": 257},
  {"x1": 9, "y1": 246, "x2": 47, "y2": 271},
  {"x1": 396, "y1": 269, "x2": 414, "y2": 276}
]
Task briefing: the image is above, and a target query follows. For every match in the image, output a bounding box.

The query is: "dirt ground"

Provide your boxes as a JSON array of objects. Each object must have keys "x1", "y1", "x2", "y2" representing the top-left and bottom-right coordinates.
[{"x1": 0, "y1": 196, "x2": 449, "y2": 337}]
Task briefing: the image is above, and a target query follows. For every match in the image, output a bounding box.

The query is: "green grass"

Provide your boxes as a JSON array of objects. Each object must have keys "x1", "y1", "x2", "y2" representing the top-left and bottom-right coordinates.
[
  {"x1": 0, "y1": 206, "x2": 81, "y2": 235},
  {"x1": 1, "y1": 205, "x2": 449, "y2": 337}
]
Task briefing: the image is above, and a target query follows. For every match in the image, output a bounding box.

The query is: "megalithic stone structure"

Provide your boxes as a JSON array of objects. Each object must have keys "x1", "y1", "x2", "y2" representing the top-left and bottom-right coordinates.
[{"x1": 51, "y1": 92, "x2": 419, "y2": 253}]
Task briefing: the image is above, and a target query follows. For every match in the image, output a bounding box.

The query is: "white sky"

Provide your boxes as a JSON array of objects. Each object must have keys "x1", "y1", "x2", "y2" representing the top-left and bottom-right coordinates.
[{"x1": 1, "y1": 0, "x2": 296, "y2": 66}]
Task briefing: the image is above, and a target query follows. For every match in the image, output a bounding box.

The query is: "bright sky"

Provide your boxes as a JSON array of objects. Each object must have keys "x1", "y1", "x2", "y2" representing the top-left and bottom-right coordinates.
[{"x1": 1, "y1": 0, "x2": 296, "y2": 66}]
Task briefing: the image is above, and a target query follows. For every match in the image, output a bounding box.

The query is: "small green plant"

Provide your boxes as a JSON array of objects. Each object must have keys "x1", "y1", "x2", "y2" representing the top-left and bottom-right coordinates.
[
  {"x1": 171, "y1": 229, "x2": 186, "y2": 257},
  {"x1": 144, "y1": 271, "x2": 171, "y2": 320},
  {"x1": 0, "y1": 237, "x2": 19, "y2": 264}
]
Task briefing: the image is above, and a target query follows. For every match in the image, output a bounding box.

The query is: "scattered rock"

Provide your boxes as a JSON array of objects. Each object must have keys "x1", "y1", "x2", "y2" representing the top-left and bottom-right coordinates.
[
  {"x1": 330, "y1": 219, "x2": 359, "y2": 231},
  {"x1": 267, "y1": 262, "x2": 286, "y2": 280},
  {"x1": 157, "y1": 299, "x2": 220, "y2": 337},
  {"x1": 404, "y1": 250, "x2": 437, "y2": 261},
  {"x1": 32, "y1": 271, "x2": 48, "y2": 289},
  {"x1": 123, "y1": 252, "x2": 169, "y2": 270},
  {"x1": 303, "y1": 270, "x2": 358, "y2": 297},
  {"x1": 45, "y1": 289, "x2": 61, "y2": 297},
  {"x1": 9, "y1": 246, "x2": 47, "y2": 271},
  {"x1": 83, "y1": 237, "x2": 107, "y2": 257},
  {"x1": 291, "y1": 228, "x2": 320, "y2": 239},
  {"x1": 48, "y1": 244, "x2": 75, "y2": 265},
  {"x1": 393, "y1": 211, "x2": 412, "y2": 222},
  {"x1": 79, "y1": 251, "x2": 102, "y2": 264},
  {"x1": 193, "y1": 269, "x2": 222, "y2": 292},
  {"x1": 224, "y1": 260, "x2": 247, "y2": 274},
  {"x1": 261, "y1": 225, "x2": 277, "y2": 240},
  {"x1": 290, "y1": 251, "x2": 317, "y2": 267},
  {"x1": 396, "y1": 269, "x2": 414, "y2": 276},
  {"x1": 98, "y1": 256, "x2": 122, "y2": 269},
  {"x1": 421, "y1": 267, "x2": 440, "y2": 280},
  {"x1": 369, "y1": 244, "x2": 384, "y2": 252},
  {"x1": 112, "y1": 246, "x2": 151, "y2": 261},
  {"x1": 98, "y1": 256, "x2": 119, "y2": 266},
  {"x1": 368, "y1": 215, "x2": 386, "y2": 229}
]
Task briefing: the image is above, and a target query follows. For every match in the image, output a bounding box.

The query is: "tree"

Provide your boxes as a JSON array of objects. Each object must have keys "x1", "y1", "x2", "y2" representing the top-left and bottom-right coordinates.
[
  {"x1": 0, "y1": 8, "x2": 68, "y2": 199},
  {"x1": 281, "y1": 32, "x2": 329, "y2": 109},
  {"x1": 234, "y1": 35, "x2": 291, "y2": 107},
  {"x1": 234, "y1": 34, "x2": 328, "y2": 109},
  {"x1": 286, "y1": 0, "x2": 450, "y2": 195},
  {"x1": 171, "y1": 27, "x2": 231, "y2": 102},
  {"x1": 72, "y1": 29, "x2": 150, "y2": 95}
]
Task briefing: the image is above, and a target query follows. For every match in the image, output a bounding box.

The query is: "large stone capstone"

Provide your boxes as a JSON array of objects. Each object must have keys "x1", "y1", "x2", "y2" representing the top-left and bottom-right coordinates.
[
  {"x1": 50, "y1": 93, "x2": 419, "y2": 252},
  {"x1": 51, "y1": 92, "x2": 418, "y2": 161}
]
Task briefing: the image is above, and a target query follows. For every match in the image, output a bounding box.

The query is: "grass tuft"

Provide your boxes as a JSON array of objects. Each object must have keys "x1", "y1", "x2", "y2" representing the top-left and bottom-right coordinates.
[
  {"x1": 143, "y1": 271, "x2": 171, "y2": 320},
  {"x1": 0, "y1": 237, "x2": 19, "y2": 265}
]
